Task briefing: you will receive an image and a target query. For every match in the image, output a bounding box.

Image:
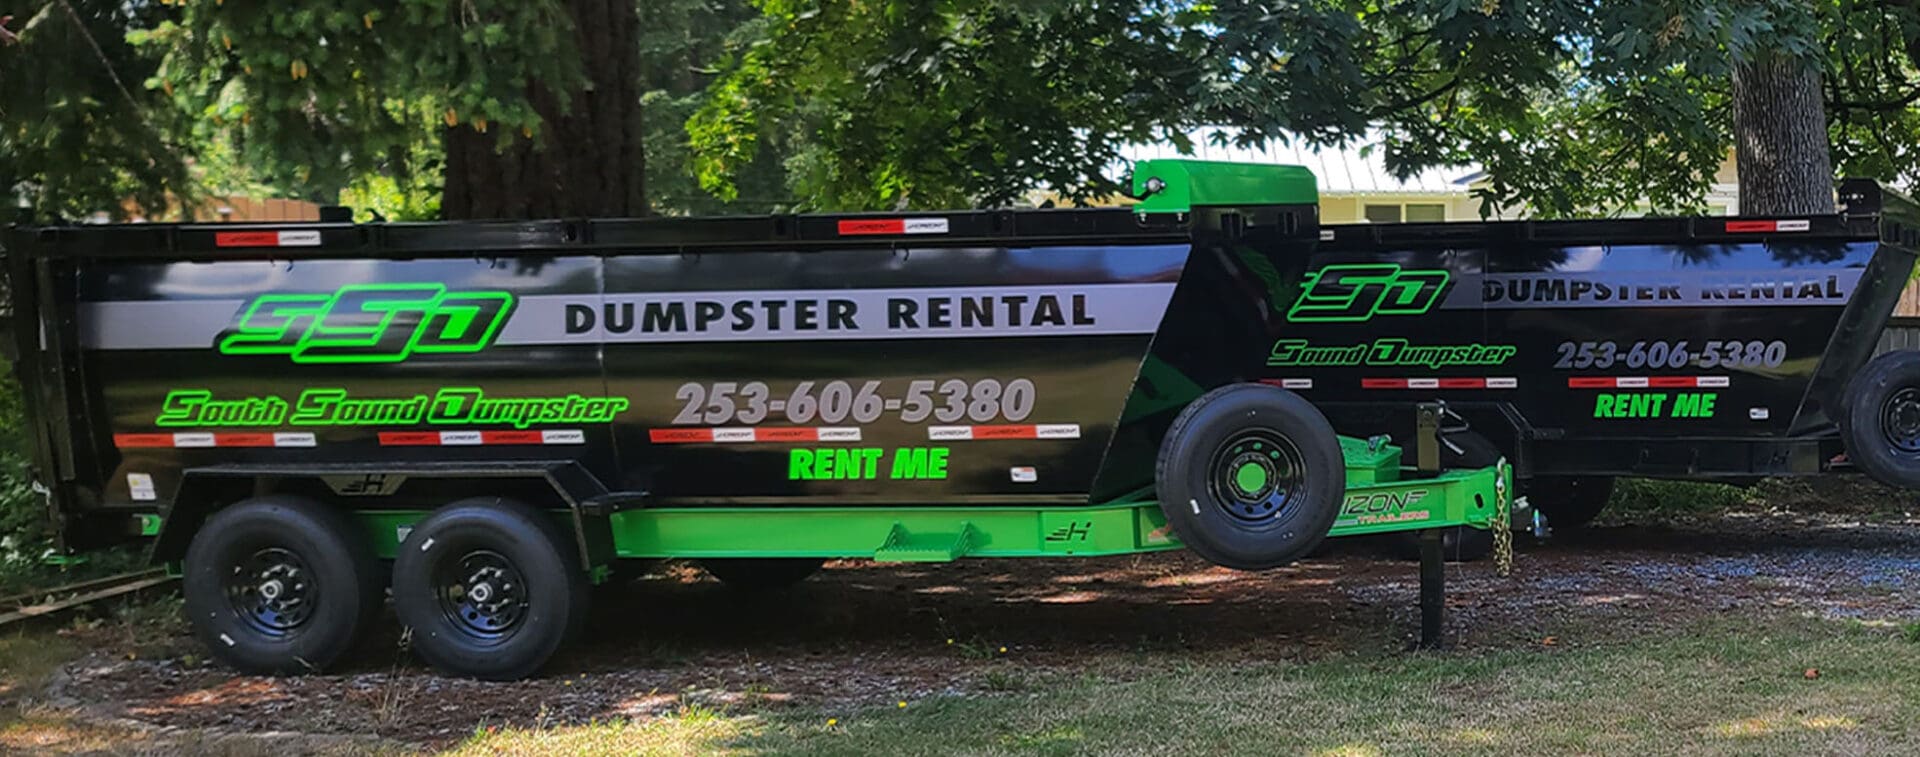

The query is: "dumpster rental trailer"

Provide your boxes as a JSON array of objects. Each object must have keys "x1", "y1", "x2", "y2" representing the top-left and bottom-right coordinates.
[{"x1": 6, "y1": 159, "x2": 1916, "y2": 680}]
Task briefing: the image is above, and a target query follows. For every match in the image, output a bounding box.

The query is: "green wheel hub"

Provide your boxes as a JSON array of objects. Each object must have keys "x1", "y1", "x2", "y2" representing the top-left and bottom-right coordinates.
[{"x1": 1233, "y1": 461, "x2": 1270, "y2": 494}]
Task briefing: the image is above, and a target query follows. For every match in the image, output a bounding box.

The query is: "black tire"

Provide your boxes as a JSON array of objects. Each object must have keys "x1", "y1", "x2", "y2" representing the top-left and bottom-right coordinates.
[
  {"x1": 1842, "y1": 351, "x2": 1920, "y2": 488},
  {"x1": 699, "y1": 558, "x2": 826, "y2": 591},
  {"x1": 1386, "y1": 431, "x2": 1501, "y2": 562},
  {"x1": 1155, "y1": 383, "x2": 1344, "y2": 570},
  {"x1": 1528, "y1": 476, "x2": 1616, "y2": 528},
  {"x1": 181, "y1": 496, "x2": 381, "y2": 675},
  {"x1": 392, "y1": 498, "x2": 586, "y2": 680}
]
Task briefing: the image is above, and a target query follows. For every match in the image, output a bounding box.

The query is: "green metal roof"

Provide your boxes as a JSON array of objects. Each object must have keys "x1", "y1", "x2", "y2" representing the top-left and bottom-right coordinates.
[{"x1": 1130, "y1": 159, "x2": 1319, "y2": 213}]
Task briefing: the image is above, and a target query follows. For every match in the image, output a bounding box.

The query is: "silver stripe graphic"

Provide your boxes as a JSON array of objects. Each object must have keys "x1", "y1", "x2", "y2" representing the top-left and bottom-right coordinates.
[
  {"x1": 75, "y1": 284, "x2": 1177, "y2": 350},
  {"x1": 79, "y1": 300, "x2": 246, "y2": 350},
  {"x1": 495, "y1": 283, "x2": 1179, "y2": 345}
]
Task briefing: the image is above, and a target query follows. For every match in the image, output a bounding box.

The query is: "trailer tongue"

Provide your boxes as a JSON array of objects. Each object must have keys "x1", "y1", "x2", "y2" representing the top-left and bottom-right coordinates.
[{"x1": 8, "y1": 157, "x2": 1915, "y2": 680}]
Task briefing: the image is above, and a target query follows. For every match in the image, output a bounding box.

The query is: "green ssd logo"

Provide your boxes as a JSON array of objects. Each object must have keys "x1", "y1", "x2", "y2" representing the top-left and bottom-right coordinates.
[
  {"x1": 219, "y1": 283, "x2": 515, "y2": 364},
  {"x1": 1288, "y1": 264, "x2": 1451, "y2": 323}
]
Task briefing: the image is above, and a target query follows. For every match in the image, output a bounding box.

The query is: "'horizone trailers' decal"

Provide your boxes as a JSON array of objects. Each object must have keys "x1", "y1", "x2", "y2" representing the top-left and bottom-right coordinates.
[{"x1": 76, "y1": 283, "x2": 1180, "y2": 350}]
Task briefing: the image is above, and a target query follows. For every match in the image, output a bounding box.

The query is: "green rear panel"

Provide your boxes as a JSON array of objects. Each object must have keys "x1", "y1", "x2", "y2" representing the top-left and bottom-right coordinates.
[{"x1": 1131, "y1": 158, "x2": 1319, "y2": 213}]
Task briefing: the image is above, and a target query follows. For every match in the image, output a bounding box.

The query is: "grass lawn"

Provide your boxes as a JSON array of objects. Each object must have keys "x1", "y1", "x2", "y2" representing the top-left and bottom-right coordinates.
[
  {"x1": 438, "y1": 615, "x2": 1920, "y2": 756},
  {"x1": 6, "y1": 479, "x2": 1920, "y2": 755}
]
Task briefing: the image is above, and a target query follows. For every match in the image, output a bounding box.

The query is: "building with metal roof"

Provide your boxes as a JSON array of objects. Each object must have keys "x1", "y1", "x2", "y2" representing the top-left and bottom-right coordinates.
[{"x1": 1120, "y1": 128, "x2": 1741, "y2": 222}]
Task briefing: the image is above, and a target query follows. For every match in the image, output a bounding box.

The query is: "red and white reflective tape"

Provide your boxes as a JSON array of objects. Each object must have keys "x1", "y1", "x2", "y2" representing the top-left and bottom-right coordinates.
[
  {"x1": 1725, "y1": 219, "x2": 1810, "y2": 234},
  {"x1": 1259, "y1": 378, "x2": 1315, "y2": 389},
  {"x1": 379, "y1": 429, "x2": 586, "y2": 446},
  {"x1": 213, "y1": 230, "x2": 322, "y2": 248},
  {"x1": 1360, "y1": 377, "x2": 1518, "y2": 390},
  {"x1": 836, "y1": 218, "x2": 950, "y2": 236},
  {"x1": 927, "y1": 424, "x2": 1081, "y2": 441},
  {"x1": 648, "y1": 427, "x2": 862, "y2": 444},
  {"x1": 115, "y1": 432, "x2": 316, "y2": 449},
  {"x1": 1567, "y1": 376, "x2": 1730, "y2": 389}
]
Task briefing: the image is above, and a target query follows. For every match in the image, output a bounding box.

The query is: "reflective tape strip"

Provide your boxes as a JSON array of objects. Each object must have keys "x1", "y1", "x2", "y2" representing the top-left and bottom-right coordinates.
[
  {"x1": 753, "y1": 427, "x2": 818, "y2": 442},
  {"x1": 115, "y1": 431, "x2": 318, "y2": 448},
  {"x1": 211, "y1": 433, "x2": 275, "y2": 447},
  {"x1": 213, "y1": 229, "x2": 322, "y2": 247},
  {"x1": 836, "y1": 218, "x2": 950, "y2": 236},
  {"x1": 648, "y1": 428, "x2": 713, "y2": 444},
  {"x1": 927, "y1": 426, "x2": 973, "y2": 440},
  {"x1": 1259, "y1": 378, "x2": 1314, "y2": 389},
  {"x1": 377, "y1": 431, "x2": 442, "y2": 446},
  {"x1": 379, "y1": 429, "x2": 587, "y2": 446},
  {"x1": 1568, "y1": 376, "x2": 1729, "y2": 389},
  {"x1": 925, "y1": 424, "x2": 1081, "y2": 440},
  {"x1": 647, "y1": 427, "x2": 863, "y2": 444},
  {"x1": 1725, "y1": 219, "x2": 1809, "y2": 233},
  {"x1": 1362, "y1": 377, "x2": 1518, "y2": 390},
  {"x1": 277, "y1": 230, "x2": 323, "y2": 246}
]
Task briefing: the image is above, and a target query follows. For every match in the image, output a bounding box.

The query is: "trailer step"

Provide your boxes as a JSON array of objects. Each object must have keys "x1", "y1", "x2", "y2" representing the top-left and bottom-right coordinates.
[{"x1": 873, "y1": 522, "x2": 978, "y2": 562}]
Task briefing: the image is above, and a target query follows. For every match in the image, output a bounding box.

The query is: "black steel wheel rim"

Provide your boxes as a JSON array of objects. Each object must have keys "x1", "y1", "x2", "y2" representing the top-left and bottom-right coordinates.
[
  {"x1": 224, "y1": 546, "x2": 316, "y2": 636},
  {"x1": 1881, "y1": 387, "x2": 1920, "y2": 454},
  {"x1": 1205, "y1": 429, "x2": 1307, "y2": 522},
  {"x1": 434, "y1": 549, "x2": 529, "y2": 641}
]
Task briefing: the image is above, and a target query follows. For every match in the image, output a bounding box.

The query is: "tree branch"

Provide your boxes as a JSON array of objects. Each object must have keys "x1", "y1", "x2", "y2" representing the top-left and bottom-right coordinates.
[{"x1": 1366, "y1": 75, "x2": 1461, "y2": 118}]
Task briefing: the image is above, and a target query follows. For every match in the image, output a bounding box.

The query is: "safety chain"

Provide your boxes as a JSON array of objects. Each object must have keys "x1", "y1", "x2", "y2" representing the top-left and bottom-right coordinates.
[{"x1": 1493, "y1": 458, "x2": 1513, "y2": 577}]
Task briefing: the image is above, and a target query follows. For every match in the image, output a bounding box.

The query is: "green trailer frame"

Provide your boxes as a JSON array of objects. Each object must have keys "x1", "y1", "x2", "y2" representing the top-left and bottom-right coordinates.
[
  {"x1": 343, "y1": 435, "x2": 1510, "y2": 562},
  {"x1": 331, "y1": 433, "x2": 1510, "y2": 651}
]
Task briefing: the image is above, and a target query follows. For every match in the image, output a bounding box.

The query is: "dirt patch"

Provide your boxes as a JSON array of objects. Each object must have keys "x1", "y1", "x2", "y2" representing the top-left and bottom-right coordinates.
[{"x1": 48, "y1": 510, "x2": 1920, "y2": 746}]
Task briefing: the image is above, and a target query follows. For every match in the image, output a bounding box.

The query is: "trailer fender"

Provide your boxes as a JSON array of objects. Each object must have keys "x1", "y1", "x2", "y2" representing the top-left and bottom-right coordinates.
[{"x1": 151, "y1": 462, "x2": 619, "y2": 574}]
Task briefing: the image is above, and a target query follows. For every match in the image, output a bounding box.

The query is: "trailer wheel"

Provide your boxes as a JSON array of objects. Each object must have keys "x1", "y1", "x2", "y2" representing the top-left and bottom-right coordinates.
[
  {"x1": 1155, "y1": 383, "x2": 1343, "y2": 570},
  {"x1": 392, "y1": 498, "x2": 586, "y2": 680},
  {"x1": 1843, "y1": 351, "x2": 1920, "y2": 489},
  {"x1": 181, "y1": 496, "x2": 380, "y2": 675},
  {"x1": 1385, "y1": 430, "x2": 1501, "y2": 562},
  {"x1": 700, "y1": 559, "x2": 826, "y2": 591}
]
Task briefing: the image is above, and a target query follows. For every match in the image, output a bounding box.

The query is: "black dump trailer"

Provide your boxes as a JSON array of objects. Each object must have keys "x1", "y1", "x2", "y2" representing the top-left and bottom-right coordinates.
[{"x1": 5, "y1": 160, "x2": 1917, "y2": 680}]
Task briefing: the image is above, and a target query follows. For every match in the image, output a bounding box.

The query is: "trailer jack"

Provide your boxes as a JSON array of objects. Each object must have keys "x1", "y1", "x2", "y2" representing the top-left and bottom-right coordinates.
[{"x1": 1418, "y1": 528, "x2": 1448, "y2": 650}]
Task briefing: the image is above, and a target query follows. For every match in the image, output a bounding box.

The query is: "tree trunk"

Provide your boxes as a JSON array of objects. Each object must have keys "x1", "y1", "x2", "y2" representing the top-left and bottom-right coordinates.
[
  {"x1": 1730, "y1": 55, "x2": 1835, "y2": 215},
  {"x1": 441, "y1": 0, "x2": 646, "y2": 219}
]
